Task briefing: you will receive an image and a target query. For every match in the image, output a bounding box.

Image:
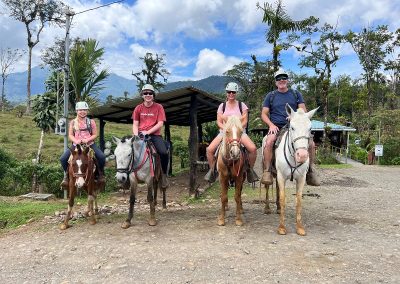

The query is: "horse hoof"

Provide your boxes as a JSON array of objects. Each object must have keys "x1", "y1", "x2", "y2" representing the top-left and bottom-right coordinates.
[
  {"x1": 278, "y1": 226, "x2": 287, "y2": 235},
  {"x1": 89, "y1": 220, "x2": 96, "y2": 225},
  {"x1": 121, "y1": 222, "x2": 131, "y2": 229},
  {"x1": 264, "y1": 208, "x2": 272, "y2": 214},
  {"x1": 297, "y1": 228, "x2": 306, "y2": 236},
  {"x1": 148, "y1": 219, "x2": 157, "y2": 226},
  {"x1": 235, "y1": 220, "x2": 243, "y2": 226},
  {"x1": 60, "y1": 224, "x2": 69, "y2": 230},
  {"x1": 276, "y1": 209, "x2": 281, "y2": 214}
]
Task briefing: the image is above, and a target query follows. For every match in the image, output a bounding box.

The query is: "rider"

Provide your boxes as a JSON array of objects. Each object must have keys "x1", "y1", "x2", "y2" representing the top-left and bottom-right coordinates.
[
  {"x1": 132, "y1": 84, "x2": 169, "y2": 189},
  {"x1": 204, "y1": 82, "x2": 259, "y2": 183},
  {"x1": 60, "y1": 101, "x2": 106, "y2": 187},
  {"x1": 261, "y1": 68, "x2": 320, "y2": 186}
]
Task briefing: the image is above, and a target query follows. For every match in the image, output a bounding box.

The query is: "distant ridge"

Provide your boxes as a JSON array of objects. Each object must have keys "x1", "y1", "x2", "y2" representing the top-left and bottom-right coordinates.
[{"x1": 5, "y1": 66, "x2": 231, "y2": 103}]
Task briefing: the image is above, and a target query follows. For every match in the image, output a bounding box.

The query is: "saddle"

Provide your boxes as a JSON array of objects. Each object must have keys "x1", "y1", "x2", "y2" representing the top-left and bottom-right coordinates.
[{"x1": 270, "y1": 126, "x2": 289, "y2": 176}]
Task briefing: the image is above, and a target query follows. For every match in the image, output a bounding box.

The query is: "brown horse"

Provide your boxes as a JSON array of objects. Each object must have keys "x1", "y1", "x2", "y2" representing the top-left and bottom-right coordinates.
[
  {"x1": 217, "y1": 115, "x2": 245, "y2": 226},
  {"x1": 60, "y1": 144, "x2": 98, "y2": 230}
]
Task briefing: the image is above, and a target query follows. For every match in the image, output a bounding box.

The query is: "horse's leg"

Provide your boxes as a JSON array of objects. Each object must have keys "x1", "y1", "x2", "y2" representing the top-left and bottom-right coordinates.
[
  {"x1": 277, "y1": 173, "x2": 287, "y2": 235},
  {"x1": 162, "y1": 185, "x2": 167, "y2": 209},
  {"x1": 60, "y1": 184, "x2": 75, "y2": 230},
  {"x1": 234, "y1": 176, "x2": 244, "y2": 226},
  {"x1": 88, "y1": 194, "x2": 96, "y2": 225},
  {"x1": 218, "y1": 175, "x2": 229, "y2": 226},
  {"x1": 295, "y1": 177, "x2": 307, "y2": 236},
  {"x1": 264, "y1": 184, "x2": 272, "y2": 214},
  {"x1": 275, "y1": 179, "x2": 281, "y2": 214},
  {"x1": 122, "y1": 180, "x2": 136, "y2": 229},
  {"x1": 147, "y1": 179, "x2": 157, "y2": 226}
]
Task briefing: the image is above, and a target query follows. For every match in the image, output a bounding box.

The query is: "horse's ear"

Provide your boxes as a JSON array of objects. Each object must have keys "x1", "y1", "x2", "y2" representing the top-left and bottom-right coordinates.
[
  {"x1": 112, "y1": 136, "x2": 121, "y2": 144},
  {"x1": 306, "y1": 106, "x2": 319, "y2": 119},
  {"x1": 285, "y1": 103, "x2": 295, "y2": 117}
]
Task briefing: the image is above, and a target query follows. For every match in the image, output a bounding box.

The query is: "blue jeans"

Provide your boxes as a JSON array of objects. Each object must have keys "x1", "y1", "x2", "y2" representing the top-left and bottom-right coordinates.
[{"x1": 60, "y1": 143, "x2": 106, "y2": 173}]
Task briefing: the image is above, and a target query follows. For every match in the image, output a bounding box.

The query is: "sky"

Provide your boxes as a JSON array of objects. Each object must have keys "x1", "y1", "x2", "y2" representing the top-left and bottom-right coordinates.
[{"x1": 0, "y1": 0, "x2": 399, "y2": 82}]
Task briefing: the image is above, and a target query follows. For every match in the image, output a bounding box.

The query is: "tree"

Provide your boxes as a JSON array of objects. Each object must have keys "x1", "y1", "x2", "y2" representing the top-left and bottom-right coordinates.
[
  {"x1": 132, "y1": 52, "x2": 170, "y2": 93},
  {"x1": 384, "y1": 28, "x2": 400, "y2": 110},
  {"x1": 0, "y1": 47, "x2": 24, "y2": 111},
  {"x1": 69, "y1": 38, "x2": 109, "y2": 107},
  {"x1": 2, "y1": 0, "x2": 66, "y2": 114},
  {"x1": 256, "y1": 0, "x2": 318, "y2": 71}
]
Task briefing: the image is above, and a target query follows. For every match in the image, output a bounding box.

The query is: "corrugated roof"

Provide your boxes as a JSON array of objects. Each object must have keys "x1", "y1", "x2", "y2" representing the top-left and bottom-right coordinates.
[
  {"x1": 311, "y1": 120, "x2": 356, "y2": 132},
  {"x1": 90, "y1": 86, "x2": 224, "y2": 126}
]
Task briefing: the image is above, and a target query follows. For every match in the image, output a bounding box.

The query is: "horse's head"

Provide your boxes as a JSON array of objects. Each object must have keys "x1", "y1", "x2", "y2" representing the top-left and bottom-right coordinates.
[
  {"x1": 286, "y1": 104, "x2": 319, "y2": 163},
  {"x1": 221, "y1": 115, "x2": 243, "y2": 160},
  {"x1": 70, "y1": 144, "x2": 93, "y2": 189},
  {"x1": 113, "y1": 136, "x2": 134, "y2": 184}
]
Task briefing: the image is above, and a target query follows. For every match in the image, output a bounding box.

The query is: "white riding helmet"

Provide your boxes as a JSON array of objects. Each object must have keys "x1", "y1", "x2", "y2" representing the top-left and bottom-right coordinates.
[
  {"x1": 75, "y1": 101, "x2": 89, "y2": 111},
  {"x1": 141, "y1": 84, "x2": 155, "y2": 93},
  {"x1": 225, "y1": 82, "x2": 239, "y2": 92},
  {"x1": 274, "y1": 68, "x2": 289, "y2": 79}
]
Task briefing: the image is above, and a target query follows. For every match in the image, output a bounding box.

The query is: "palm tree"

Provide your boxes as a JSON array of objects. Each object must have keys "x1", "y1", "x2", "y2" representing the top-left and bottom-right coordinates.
[
  {"x1": 257, "y1": 0, "x2": 318, "y2": 71},
  {"x1": 69, "y1": 38, "x2": 109, "y2": 107}
]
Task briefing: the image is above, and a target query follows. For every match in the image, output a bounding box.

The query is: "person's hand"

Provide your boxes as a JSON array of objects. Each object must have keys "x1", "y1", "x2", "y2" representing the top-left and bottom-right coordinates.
[
  {"x1": 268, "y1": 124, "x2": 279, "y2": 135},
  {"x1": 81, "y1": 138, "x2": 88, "y2": 144}
]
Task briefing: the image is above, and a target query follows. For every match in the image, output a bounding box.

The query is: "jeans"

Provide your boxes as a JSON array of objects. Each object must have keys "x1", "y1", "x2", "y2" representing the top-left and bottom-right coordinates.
[
  {"x1": 149, "y1": 135, "x2": 169, "y2": 174},
  {"x1": 60, "y1": 143, "x2": 106, "y2": 173}
]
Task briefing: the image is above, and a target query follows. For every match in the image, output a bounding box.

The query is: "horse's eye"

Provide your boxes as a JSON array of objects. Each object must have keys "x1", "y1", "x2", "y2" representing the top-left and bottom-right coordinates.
[{"x1": 291, "y1": 127, "x2": 295, "y2": 131}]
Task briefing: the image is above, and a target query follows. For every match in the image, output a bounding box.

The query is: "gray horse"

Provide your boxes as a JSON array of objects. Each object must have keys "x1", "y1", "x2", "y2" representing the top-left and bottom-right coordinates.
[{"x1": 113, "y1": 135, "x2": 166, "y2": 228}]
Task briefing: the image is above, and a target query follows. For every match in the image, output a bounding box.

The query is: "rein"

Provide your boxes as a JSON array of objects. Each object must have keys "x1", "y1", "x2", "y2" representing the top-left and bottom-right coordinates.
[{"x1": 283, "y1": 126, "x2": 310, "y2": 181}]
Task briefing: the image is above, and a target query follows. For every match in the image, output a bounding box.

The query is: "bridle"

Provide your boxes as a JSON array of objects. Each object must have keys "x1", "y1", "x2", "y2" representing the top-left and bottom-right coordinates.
[
  {"x1": 222, "y1": 135, "x2": 243, "y2": 177},
  {"x1": 71, "y1": 146, "x2": 94, "y2": 186},
  {"x1": 283, "y1": 123, "x2": 310, "y2": 181}
]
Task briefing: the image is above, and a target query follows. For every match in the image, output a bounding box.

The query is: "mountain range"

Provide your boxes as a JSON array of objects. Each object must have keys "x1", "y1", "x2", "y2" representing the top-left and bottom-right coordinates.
[{"x1": 3, "y1": 66, "x2": 231, "y2": 103}]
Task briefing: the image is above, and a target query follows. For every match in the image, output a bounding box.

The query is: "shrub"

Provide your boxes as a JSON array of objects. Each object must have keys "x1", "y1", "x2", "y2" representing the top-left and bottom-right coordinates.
[{"x1": 173, "y1": 141, "x2": 189, "y2": 168}]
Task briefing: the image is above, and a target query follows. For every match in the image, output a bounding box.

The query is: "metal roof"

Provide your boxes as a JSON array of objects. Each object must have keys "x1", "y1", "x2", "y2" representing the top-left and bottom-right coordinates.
[
  {"x1": 311, "y1": 120, "x2": 356, "y2": 132},
  {"x1": 90, "y1": 86, "x2": 224, "y2": 126}
]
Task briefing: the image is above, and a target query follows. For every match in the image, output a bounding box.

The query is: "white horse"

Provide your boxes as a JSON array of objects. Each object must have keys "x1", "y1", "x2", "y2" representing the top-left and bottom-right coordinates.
[
  {"x1": 263, "y1": 104, "x2": 318, "y2": 236},
  {"x1": 113, "y1": 135, "x2": 165, "y2": 228}
]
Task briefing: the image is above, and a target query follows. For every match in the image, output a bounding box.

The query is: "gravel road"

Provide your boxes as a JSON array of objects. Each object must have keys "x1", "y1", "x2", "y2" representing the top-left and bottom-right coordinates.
[{"x1": 0, "y1": 165, "x2": 399, "y2": 283}]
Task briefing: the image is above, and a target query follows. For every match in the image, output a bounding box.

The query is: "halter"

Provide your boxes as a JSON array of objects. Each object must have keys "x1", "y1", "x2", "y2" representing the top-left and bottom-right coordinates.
[{"x1": 283, "y1": 124, "x2": 310, "y2": 181}]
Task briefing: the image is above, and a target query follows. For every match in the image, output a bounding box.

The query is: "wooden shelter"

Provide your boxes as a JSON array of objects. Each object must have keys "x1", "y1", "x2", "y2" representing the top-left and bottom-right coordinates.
[{"x1": 89, "y1": 86, "x2": 224, "y2": 195}]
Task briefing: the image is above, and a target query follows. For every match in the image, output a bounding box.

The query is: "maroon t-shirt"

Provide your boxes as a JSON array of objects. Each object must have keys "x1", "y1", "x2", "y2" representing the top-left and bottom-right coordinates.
[{"x1": 132, "y1": 102, "x2": 166, "y2": 135}]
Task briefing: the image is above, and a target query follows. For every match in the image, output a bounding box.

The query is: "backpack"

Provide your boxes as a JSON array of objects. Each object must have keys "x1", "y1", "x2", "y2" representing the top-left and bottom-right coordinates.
[
  {"x1": 222, "y1": 101, "x2": 243, "y2": 114},
  {"x1": 73, "y1": 117, "x2": 93, "y2": 135},
  {"x1": 269, "y1": 89, "x2": 300, "y2": 106}
]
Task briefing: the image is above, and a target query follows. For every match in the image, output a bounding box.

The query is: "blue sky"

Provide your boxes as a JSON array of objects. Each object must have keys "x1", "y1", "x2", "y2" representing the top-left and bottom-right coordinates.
[{"x1": 0, "y1": 0, "x2": 399, "y2": 82}]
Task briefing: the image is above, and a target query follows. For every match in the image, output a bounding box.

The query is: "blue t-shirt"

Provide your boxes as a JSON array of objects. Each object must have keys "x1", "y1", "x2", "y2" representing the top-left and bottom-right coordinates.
[{"x1": 262, "y1": 89, "x2": 305, "y2": 128}]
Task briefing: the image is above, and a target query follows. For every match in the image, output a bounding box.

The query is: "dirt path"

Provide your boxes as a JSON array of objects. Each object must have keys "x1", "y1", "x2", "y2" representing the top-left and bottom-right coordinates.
[{"x1": 1, "y1": 165, "x2": 399, "y2": 283}]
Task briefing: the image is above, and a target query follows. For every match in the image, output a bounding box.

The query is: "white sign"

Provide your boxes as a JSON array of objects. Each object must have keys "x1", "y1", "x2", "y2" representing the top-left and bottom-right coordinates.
[{"x1": 375, "y1": 145, "x2": 383, "y2": 157}]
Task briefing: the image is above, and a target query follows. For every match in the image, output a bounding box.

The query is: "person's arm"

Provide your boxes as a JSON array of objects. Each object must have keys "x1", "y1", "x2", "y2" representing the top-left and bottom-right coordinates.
[
  {"x1": 217, "y1": 112, "x2": 225, "y2": 130},
  {"x1": 298, "y1": 103, "x2": 307, "y2": 112},
  {"x1": 133, "y1": 120, "x2": 139, "y2": 135},
  {"x1": 261, "y1": 107, "x2": 279, "y2": 135},
  {"x1": 141, "y1": 121, "x2": 164, "y2": 135},
  {"x1": 241, "y1": 109, "x2": 248, "y2": 129}
]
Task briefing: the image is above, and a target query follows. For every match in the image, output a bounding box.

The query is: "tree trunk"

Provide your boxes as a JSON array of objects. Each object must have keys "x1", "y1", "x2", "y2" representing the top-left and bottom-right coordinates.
[
  {"x1": 26, "y1": 46, "x2": 33, "y2": 114},
  {"x1": 32, "y1": 130, "x2": 45, "y2": 193},
  {"x1": 1, "y1": 75, "x2": 5, "y2": 112}
]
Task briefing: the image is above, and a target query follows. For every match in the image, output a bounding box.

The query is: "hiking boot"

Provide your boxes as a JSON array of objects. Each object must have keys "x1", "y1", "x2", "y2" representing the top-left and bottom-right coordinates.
[
  {"x1": 306, "y1": 171, "x2": 320, "y2": 186},
  {"x1": 261, "y1": 170, "x2": 273, "y2": 185},
  {"x1": 246, "y1": 167, "x2": 259, "y2": 183},
  {"x1": 60, "y1": 174, "x2": 69, "y2": 188},
  {"x1": 204, "y1": 168, "x2": 217, "y2": 183},
  {"x1": 161, "y1": 173, "x2": 169, "y2": 189},
  {"x1": 97, "y1": 174, "x2": 106, "y2": 185}
]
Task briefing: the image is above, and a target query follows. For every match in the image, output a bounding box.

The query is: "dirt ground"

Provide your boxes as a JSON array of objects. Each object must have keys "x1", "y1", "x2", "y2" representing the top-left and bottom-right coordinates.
[{"x1": 0, "y1": 164, "x2": 399, "y2": 284}]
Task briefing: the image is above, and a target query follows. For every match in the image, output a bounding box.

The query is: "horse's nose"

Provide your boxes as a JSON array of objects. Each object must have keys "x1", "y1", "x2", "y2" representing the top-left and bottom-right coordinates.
[
  {"x1": 116, "y1": 173, "x2": 127, "y2": 184},
  {"x1": 295, "y1": 149, "x2": 309, "y2": 163}
]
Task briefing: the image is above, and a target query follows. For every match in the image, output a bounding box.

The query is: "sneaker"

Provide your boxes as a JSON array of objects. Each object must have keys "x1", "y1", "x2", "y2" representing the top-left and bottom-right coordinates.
[
  {"x1": 306, "y1": 172, "x2": 320, "y2": 186},
  {"x1": 246, "y1": 168, "x2": 259, "y2": 183},
  {"x1": 204, "y1": 168, "x2": 217, "y2": 183},
  {"x1": 261, "y1": 170, "x2": 273, "y2": 185},
  {"x1": 161, "y1": 173, "x2": 169, "y2": 189}
]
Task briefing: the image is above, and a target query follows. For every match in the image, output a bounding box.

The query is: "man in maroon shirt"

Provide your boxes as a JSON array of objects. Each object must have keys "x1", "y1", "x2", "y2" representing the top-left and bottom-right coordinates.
[{"x1": 132, "y1": 84, "x2": 169, "y2": 188}]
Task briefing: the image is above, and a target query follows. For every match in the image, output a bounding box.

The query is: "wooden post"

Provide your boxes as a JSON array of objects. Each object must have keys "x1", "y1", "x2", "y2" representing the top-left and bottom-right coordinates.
[
  {"x1": 198, "y1": 123, "x2": 203, "y2": 143},
  {"x1": 189, "y1": 94, "x2": 198, "y2": 196},
  {"x1": 164, "y1": 123, "x2": 172, "y2": 175},
  {"x1": 99, "y1": 119, "x2": 106, "y2": 151}
]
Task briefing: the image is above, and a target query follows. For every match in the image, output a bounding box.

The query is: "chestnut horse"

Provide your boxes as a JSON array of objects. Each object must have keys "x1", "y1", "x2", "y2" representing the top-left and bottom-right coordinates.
[
  {"x1": 60, "y1": 144, "x2": 98, "y2": 230},
  {"x1": 265, "y1": 104, "x2": 318, "y2": 235},
  {"x1": 217, "y1": 115, "x2": 245, "y2": 226}
]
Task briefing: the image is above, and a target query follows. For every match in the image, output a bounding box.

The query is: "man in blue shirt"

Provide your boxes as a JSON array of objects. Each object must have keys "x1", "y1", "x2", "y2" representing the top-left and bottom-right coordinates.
[{"x1": 260, "y1": 68, "x2": 320, "y2": 186}]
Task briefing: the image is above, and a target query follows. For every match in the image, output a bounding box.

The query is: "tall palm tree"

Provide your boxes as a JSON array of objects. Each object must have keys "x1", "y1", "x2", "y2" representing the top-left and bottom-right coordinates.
[
  {"x1": 257, "y1": 0, "x2": 318, "y2": 71},
  {"x1": 69, "y1": 38, "x2": 109, "y2": 107}
]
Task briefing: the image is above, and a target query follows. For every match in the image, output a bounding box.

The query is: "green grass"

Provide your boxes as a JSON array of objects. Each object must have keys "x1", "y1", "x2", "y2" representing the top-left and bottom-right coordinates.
[{"x1": 0, "y1": 198, "x2": 65, "y2": 229}]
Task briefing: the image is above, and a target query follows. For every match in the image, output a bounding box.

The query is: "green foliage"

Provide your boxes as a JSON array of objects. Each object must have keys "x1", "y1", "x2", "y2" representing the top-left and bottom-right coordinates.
[
  {"x1": 202, "y1": 121, "x2": 219, "y2": 143},
  {"x1": 378, "y1": 137, "x2": 400, "y2": 165},
  {"x1": 316, "y1": 146, "x2": 340, "y2": 165},
  {"x1": 248, "y1": 132, "x2": 263, "y2": 149},
  {"x1": 348, "y1": 144, "x2": 368, "y2": 163},
  {"x1": 32, "y1": 92, "x2": 57, "y2": 132},
  {"x1": 173, "y1": 141, "x2": 189, "y2": 168},
  {"x1": 0, "y1": 148, "x2": 16, "y2": 180}
]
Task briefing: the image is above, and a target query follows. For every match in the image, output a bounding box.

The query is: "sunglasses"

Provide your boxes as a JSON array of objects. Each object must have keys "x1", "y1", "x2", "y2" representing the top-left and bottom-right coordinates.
[
  {"x1": 226, "y1": 91, "x2": 237, "y2": 94},
  {"x1": 275, "y1": 77, "x2": 288, "y2": 82},
  {"x1": 142, "y1": 92, "x2": 154, "y2": 96}
]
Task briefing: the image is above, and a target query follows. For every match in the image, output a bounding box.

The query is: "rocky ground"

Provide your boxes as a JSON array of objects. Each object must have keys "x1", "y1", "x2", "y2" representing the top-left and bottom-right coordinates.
[{"x1": 0, "y1": 164, "x2": 399, "y2": 283}]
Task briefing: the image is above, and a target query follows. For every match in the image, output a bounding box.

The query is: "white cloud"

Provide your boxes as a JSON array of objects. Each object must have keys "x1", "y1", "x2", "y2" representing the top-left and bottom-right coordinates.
[{"x1": 194, "y1": 48, "x2": 242, "y2": 79}]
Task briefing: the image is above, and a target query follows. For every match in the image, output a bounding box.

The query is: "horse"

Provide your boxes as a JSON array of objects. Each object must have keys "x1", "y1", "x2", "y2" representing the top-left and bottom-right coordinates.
[
  {"x1": 217, "y1": 115, "x2": 246, "y2": 226},
  {"x1": 113, "y1": 135, "x2": 165, "y2": 228},
  {"x1": 263, "y1": 104, "x2": 318, "y2": 235},
  {"x1": 60, "y1": 144, "x2": 98, "y2": 230}
]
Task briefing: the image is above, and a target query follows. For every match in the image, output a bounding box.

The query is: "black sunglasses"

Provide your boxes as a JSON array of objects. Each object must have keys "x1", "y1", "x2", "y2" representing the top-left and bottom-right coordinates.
[
  {"x1": 275, "y1": 77, "x2": 288, "y2": 82},
  {"x1": 142, "y1": 92, "x2": 154, "y2": 96},
  {"x1": 226, "y1": 91, "x2": 237, "y2": 94}
]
